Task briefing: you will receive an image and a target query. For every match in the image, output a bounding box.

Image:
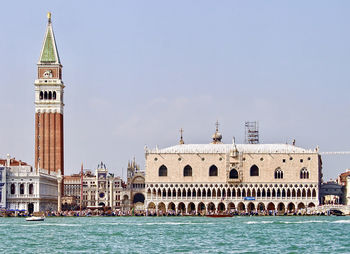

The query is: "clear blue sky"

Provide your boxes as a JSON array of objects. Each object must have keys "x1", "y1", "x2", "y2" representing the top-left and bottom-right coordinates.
[{"x1": 1, "y1": 0, "x2": 350, "y2": 180}]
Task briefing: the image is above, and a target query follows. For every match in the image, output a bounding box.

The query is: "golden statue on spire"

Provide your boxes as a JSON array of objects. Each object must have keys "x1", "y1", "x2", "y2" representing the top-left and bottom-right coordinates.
[{"x1": 47, "y1": 12, "x2": 52, "y2": 23}]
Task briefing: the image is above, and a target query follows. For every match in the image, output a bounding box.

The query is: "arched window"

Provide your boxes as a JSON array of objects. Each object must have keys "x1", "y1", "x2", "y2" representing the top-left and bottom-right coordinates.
[
  {"x1": 300, "y1": 168, "x2": 309, "y2": 179},
  {"x1": 29, "y1": 184, "x2": 34, "y2": 195},
  {"x1": 250, "y1": 165, "x2": 259, "y2": 176},
  {"x1": 229, "y1": 169, "x2": 238, "y2": 179},
  {"x1": 39, "y1": 91, "x2": 43, "y2": 100},
  {"x1": 44, "y1": 91, "x2": 48, "y2": 100},
  {"x1": 274, "y1": 168, "x2": 283, "y2": 179},
  {"x1": 53, "y1": 91, "x2": 56, "y2": 100},
  {"x1": 183, "y1": 165, "x2": 192, "y2": 177},
  {"x1": 10, "y1": 184, "x2": 15, "y2": 195},
  {"x1": 158, "y1": 165, "x2": 167, "y2": 177},
  {"x1": 20, "y1": 184, "x2": 24, "y2": 195},
  {"x1": 209, "y1": 165, "x2": 218, "y2": 176},
  {"x1": 48, "y1": 91, "x2": 52, "y2": 100}
]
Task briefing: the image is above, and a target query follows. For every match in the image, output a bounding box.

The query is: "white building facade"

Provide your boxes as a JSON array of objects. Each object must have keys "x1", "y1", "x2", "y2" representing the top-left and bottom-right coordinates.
[
  {"x1": 1, "y1": 155, "x2": 58, "y2": 213},
  {"x1": 0, "y1": 165, "x2": 6, "y2": 209},
  {"x1": 145, "y1": 129, "x2": 322, "y2": 215}
]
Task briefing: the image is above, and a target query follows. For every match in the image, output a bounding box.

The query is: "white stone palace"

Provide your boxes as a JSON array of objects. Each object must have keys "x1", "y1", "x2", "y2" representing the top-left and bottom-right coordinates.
[
  {"x1": 144, "y1": 126, "x2": 321, "y2": 214},
  {"x1": 1, "y1": 155, "x2": 58, "y2": 213}
]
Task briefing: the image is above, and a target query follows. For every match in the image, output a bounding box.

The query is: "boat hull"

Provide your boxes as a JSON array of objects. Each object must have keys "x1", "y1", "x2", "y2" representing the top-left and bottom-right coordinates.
[
  {"x1": 26, "y1": 217, "x2": 45, "y2": 221},
  {"x1": 206, "y1": 214, "x2": 233, "y2": 218}
]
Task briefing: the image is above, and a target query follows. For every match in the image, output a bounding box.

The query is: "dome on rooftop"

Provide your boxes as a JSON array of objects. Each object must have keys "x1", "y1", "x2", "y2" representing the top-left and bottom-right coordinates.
[{"x1": 211, "y1": 121, "x2": 223, "y2": 144}]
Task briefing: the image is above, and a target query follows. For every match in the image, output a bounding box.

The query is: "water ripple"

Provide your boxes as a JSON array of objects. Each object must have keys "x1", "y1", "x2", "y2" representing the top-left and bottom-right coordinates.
[{"x1": 0, "y1": 216, "x2": 349, "y2": 253}]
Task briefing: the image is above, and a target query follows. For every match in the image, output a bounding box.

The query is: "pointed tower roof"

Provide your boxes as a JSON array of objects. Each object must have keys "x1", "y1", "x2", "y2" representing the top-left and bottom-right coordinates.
[{"x1": 39, "y1": 12, "x2": 60, "y2": 64}]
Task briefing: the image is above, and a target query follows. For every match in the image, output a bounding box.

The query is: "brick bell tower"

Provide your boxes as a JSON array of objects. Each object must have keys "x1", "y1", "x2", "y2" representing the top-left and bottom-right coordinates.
[{"x1": 34, "y1": 12, "x2": 64, "y2": 175}]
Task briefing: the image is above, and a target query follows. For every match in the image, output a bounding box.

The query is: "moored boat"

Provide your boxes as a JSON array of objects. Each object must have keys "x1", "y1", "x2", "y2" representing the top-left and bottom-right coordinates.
[
  {"x1": 26, "y1": 216, "x2": 45, "y2": 221},
  {"x1": 206, "y1": 214, "x2": 233, "y2": 218}
]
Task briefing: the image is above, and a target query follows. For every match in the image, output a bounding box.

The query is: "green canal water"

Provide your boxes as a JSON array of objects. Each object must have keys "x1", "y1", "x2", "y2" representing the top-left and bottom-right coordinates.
[{"x1": 0, "y1": 216, "x2": 349, "y2": 253}]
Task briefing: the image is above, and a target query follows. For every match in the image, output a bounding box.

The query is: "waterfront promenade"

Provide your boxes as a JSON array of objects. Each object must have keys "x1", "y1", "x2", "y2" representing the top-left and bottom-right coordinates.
[
  {"x1": 1, "y1": 216, "x2": 349, "y2": 253},
  {"x1": 3, "y1": 204, "x2": 349, "y2": 217}
]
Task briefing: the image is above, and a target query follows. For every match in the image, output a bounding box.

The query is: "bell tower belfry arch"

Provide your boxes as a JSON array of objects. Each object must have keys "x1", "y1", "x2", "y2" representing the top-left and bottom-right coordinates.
[{"x1": 34, "y1": 12, "x2": 64, "y2": 175}]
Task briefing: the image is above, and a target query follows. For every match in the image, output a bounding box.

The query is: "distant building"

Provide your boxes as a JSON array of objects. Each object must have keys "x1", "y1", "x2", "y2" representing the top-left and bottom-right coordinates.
[
  {"x1": 319, "y1": 181, "x2": 344, "y2": 205},
  {"x1": 63, "y1": 162, "x2": 123, "y2": 210},
  {"x1": 1, "y1": 155, "x2": 58, "y2": 213},
  {"x1": 337, "y1": 170, "x2": 350, "y2": 186},
  {"x1": 145, "y1": 125, "x2": 321, "y2": 214},
  {"x1": 0, "y1": 165, "x2": 6, "y2": 209},
  {"x1": 346, "y1": 176, "x2": 350, "y2": 205},
  {"x1": 121, "y1": 159, "x2": 145, "y2": 212},
  {"x1": 327, "y1": 169, "x2": 350, "y2": 205}
]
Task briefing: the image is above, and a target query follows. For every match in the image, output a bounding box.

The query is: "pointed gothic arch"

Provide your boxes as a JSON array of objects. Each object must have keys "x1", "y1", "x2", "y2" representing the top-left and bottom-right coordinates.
[{"x1": 167, "y1": 188, "x2": 171, "y2": 197}]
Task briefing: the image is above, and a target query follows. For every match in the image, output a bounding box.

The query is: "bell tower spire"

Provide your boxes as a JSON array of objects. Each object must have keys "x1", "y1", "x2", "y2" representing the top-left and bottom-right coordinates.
[
  {"x1": 39, "y1": 12, "x2": 61, "y2": 65},
  {"x1": 34, "y1": 13, "x2": 65, "y2": 175}
]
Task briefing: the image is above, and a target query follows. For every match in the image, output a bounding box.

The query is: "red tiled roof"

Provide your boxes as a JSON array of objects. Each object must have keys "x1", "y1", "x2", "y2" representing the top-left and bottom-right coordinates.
[{"x1": 0, "y1": 158, "x2": 29, "y2": 166}]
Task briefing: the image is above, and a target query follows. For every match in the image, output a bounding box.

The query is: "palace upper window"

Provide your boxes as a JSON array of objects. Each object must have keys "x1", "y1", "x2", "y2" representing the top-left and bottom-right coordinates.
[
  {"x1": 209, "y1": 165, "x2": 218, "y2": 176},
  {"x1": 183, "y1": 165, "x2": 192, "y2": 177},
  {"x1": 274, "y1": 168, "x2": 283, "y2": 179},
  {"x1": 158, "y1": 165, "x2": 167, "y2": 177},
  {"x1": 250, "y1": 165, "x2": 259, "y2": 176},
  {"x1": 300, "y1": 168, "x2": 309, "y2": 179}
]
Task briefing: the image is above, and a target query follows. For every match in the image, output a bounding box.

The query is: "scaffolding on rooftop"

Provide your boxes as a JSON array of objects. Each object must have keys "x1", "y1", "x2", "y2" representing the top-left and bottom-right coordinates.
[{"x1": 245, "y1": 121, "x2": 259, "y2": 144}]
